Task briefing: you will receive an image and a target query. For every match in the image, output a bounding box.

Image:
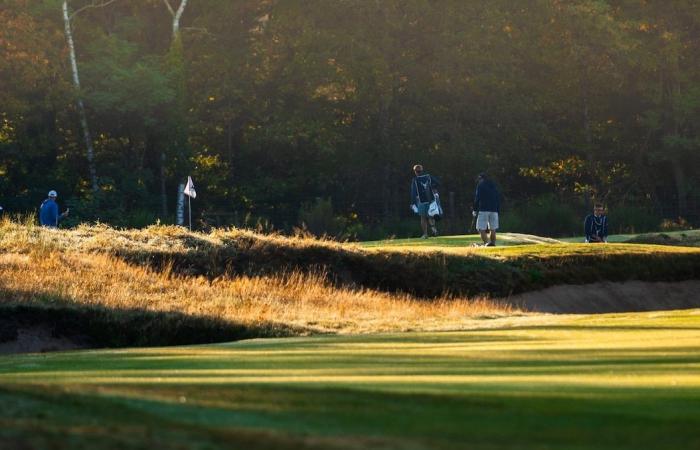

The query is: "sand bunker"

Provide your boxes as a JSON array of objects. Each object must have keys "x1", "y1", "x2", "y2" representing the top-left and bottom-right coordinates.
[
  {"x1": 0, "y1": 325, "x2": 89, "y2": 355},
  {"x1": 510, "y1": 280, "x2": 700, "y2": 314}
]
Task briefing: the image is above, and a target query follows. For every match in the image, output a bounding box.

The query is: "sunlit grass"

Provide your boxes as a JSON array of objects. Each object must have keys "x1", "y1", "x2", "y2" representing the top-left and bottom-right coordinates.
[
  {"x1": 0, "y1": 251, "x2": 515, "y2": 336},
  {"x1": 361, "y1": 232, "x2": 563, "y2": 249},
  {"x1": 2, "y1": 216, "x2": 700, "y2": 318},
  {"x1": 1, "y1": 310, "x2": 699, "y2": 449}
]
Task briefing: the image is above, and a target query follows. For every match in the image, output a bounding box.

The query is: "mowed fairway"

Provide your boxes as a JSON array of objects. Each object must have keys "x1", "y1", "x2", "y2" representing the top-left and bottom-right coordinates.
[
  {"x1": 360, "y1": 232, "x2": 564, "y2": 250},
  {"x1": 1, "y1": 310, "x2": 699, "y2": 450}
]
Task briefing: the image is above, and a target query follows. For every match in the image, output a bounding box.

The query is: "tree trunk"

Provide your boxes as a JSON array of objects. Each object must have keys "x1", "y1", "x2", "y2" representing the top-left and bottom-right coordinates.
[
  {"x1": 62, "y1": 1, "x2": 99, "y2": 193},
  {"x1": 160, "y1": 151, "x2": 168, "y2": 217},
  {"x1": 669, "y1": 50, "x2": 687, "y2": 219},
  {"x1": 163, "y1": 0, "x2": 190, "y2": 38},
  {"x1": 579, "y1": 76, "x2": 598, "y2": 200},
  {"x1": 382, "y1": 164, "x2": 391, "y2": 219},
  {"x1": 172, "y1": 0, "x2": 189, "y2": 36},
  {"x1": 162, "y1": 0, "x2": 189, "y2": 220},
  {"x1": 671, "y1": 155, "x2": 687, "y2": 219}
]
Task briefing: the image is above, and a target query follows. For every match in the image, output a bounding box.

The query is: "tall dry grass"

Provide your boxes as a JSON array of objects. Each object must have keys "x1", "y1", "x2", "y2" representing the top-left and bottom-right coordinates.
[
  {"x1": 0, "y1": 251, "x2": 517, "y2": 335},
  {"x1": 4, "y1": 218, "x2": 700, "y2": 302}
]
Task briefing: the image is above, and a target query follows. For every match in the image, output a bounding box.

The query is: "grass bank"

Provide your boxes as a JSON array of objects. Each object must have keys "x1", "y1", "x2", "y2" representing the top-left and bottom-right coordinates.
[
  {"x1": 0, "y1": 310, "x2": 698, "y2": 449},
  {"x1": 0, "y1": 251, "x2": 514, "y2": 351},
  {"x1": 2, "y1": 219, "x2": 699, "y2": 299}
]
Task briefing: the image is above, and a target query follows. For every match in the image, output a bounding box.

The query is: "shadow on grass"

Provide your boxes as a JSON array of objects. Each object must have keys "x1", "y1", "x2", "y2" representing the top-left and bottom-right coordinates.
[
  {"x1": 1, "y1": 379, "x2": 700, "y2": 450},
  {"x1": 0, "y1": 292, "x2": 305, "y2": 352},
  {"x1": 113, "y1": 240, "x2": 700, "y2": 302}
]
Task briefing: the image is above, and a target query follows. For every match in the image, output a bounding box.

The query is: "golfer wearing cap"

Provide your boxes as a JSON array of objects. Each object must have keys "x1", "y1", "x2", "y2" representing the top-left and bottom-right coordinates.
[
  {"x1": 39, "y1": 190, "x2": 69, "y2": 227},
  {"x1": 472, "y1": 173, "x2": 500, "y2": 246},
  {"x1": 410, "y1": 164, "x2": 441, "y2": 238}
]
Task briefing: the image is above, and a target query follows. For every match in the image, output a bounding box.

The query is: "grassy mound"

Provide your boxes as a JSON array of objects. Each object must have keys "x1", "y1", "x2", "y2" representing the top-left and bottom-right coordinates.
[
  {"x1": 1, "y1": 310, "x2": 698, "y2": 450},
  {"x1": 2, "y1": 219, "x2": 699, "y2": 299},
  {"x1": 626, "y1": 230, "x2": 700, "y2": 247},
  {"x1": 0, "y1": 251, "x2": 514, "y2": 350}
]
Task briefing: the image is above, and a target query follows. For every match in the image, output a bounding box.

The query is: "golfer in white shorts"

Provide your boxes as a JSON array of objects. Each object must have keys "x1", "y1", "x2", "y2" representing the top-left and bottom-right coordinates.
[{"x1": 472, "y1": 173, "x2": 500, "y2": 246}]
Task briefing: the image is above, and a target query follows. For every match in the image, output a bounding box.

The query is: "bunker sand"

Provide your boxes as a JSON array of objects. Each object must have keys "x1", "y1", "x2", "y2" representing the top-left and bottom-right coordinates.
[{"x1": 512, "y1": 280, "x2": 700, "y2": 314}]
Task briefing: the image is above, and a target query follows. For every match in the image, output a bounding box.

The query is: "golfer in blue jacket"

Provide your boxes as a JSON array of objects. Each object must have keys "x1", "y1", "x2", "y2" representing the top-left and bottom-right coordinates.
[
  {"x1": 39, "y1": 190, "x2": 69, "y2": 227},
  {"x1": 584, "y1": 203, "x2": 608, "y2": 243},
  {"x1": 410, "y1": 164, "x2": 440, "y2": 238}
]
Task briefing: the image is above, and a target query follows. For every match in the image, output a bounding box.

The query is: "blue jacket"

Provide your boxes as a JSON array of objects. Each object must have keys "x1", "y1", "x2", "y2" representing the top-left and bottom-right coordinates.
[
  {"x1": 39, "y1": 198, "x2": 60, "y2": 227},
  {"x1": 411, "y1": 174, "x2": 440, "y2": 205},
  {"x1": 474, "y1": 179, "x2": 500, "y2": 213},
  {"x1": 584, "y1": 214, "x2": 608, "y2": 242}
]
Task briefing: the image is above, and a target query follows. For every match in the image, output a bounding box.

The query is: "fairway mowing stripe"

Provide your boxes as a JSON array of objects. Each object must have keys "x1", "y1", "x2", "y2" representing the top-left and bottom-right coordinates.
[
  {"x1": 2, "y1": 361, "x2": 699, "y2": 379},
  {"x1": 2, "y1": 373, "x2": 699, "y2": 388}
]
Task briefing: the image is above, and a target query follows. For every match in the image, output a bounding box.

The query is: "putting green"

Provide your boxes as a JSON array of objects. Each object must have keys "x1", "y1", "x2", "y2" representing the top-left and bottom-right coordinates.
[
  {"x1": 361, "y1": 232, "x2": 564, "y2": 249},
  {"x1": 1, "y1": 310, "x2": 699, "y2": 449},
  {"x1": 361, "y1": 229, "x2": 700, "y2": 249}
]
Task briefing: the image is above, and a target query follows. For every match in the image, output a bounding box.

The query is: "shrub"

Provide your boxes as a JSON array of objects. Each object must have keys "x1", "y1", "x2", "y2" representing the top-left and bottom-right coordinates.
[
  {"x1": 298, "y1": 198, "x2": 364, "y2": 240},
  {"x1": 506, "y1": 195, "x2": 580, "y2": 237},
  {"x1": 660, "y1": 217, "x2": 693, "y2": 231},
  {"x1": 607, "y1": 206, "x2": 660, "y2": 234}
]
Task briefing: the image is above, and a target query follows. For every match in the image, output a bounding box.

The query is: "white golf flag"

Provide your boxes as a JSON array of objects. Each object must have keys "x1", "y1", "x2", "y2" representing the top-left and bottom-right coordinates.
[{"x1": 184, "y1": 176, "x2": 197, "y2": 199}]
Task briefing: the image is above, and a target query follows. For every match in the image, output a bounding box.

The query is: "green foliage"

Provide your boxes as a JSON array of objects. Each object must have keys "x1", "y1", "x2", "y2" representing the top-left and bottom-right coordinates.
[
  {"x1": 608, "y1": 205, "x2": 660, "y2": 234},
  {"x1": 1, "y1": 0, "x2": 700, "y2": 232},
  {"x1": 503, "y1": 195, "x2": 582, "y2": 237},
  {"x1": 297, "y1": 197, "x2": 362, "y2": 239}
]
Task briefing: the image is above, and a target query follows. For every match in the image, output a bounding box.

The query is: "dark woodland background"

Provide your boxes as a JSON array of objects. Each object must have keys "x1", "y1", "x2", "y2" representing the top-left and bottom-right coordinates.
[{"x1": 1, "y1": 0, "x2": 699, "y2": 238}]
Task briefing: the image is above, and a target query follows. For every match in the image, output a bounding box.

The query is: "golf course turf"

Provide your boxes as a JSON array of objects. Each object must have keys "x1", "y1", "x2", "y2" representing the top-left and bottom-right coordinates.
[
  {"x1": 2, "y1": 222, "x2": 700, "y2": 449},
  {"x1": 1, "y1": 310, "x2": 699, "y2": 450}
]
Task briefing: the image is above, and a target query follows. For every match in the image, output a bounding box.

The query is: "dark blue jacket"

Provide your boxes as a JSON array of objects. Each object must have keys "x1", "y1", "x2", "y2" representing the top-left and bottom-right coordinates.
[
  {"x1": 39, "y1": 198, "x2": 60, "y2": 227},
  {"x1": 584, "y1": 214, "x2": 608, "y2": 242},
  {"x1": 474, "y1": 179, "x2": 500, "y2": 213},
  {"x1": 411, "y1": 174, "x2": 440, "y2": 205}
]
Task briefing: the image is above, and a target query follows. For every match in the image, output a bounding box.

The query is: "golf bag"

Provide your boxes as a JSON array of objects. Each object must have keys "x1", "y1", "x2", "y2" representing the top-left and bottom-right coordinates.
[{"x1": 428, "y1": 192, "x2": 443, "y2": 221}]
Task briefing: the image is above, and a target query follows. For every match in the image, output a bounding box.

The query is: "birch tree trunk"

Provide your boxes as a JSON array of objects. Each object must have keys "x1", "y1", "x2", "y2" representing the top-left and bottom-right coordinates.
[
  {"x1": 162, "y1": 0, "x2": 190, "y2": 38},
  {"x1": 160, "y1": 0, "x2": 190, "y2": 218},
  {"x1": 62, "y1": 1, "x2": 99, "y2": 193},
  {"x1": 172, "y1": 0, "x2": 189, "y2": 37}
]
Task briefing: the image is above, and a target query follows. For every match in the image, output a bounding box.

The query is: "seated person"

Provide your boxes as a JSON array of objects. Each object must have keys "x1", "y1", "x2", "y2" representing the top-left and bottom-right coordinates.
[{"x1": 584, "y1": 203, "x2": 608, "y2": 243}]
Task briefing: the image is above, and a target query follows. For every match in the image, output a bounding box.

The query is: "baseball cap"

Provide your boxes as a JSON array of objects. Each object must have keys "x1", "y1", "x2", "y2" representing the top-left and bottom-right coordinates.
[{"x1": 48, "y1": 190, "x2": 58, "y2": 197}]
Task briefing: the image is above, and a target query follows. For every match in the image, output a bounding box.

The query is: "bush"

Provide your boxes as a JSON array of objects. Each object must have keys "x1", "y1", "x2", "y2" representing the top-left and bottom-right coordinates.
[
  {"x1": 505, "y1": 195, "x2": 580, "y2": 237},
  {"x1": 607, "y1": 206, "x2": 660, "y2": 234},
  {"x1": 298, "y1": 198, "x2": 360, "y2": 239},
  {"x1": 660, "y1": 217, "x2": 693, "y2": 232}
]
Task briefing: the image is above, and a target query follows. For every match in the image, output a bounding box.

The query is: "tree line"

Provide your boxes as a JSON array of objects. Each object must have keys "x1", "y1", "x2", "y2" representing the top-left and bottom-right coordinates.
[{"x1": 1, "y1": 0, "x2": 699, "y2": 237}]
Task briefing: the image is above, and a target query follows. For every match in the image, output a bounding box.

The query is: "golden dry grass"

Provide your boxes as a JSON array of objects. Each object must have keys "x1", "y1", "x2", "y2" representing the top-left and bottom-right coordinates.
[
  {"x1": 0, "y1": 251, "x2": 517, "y2": 335},
  {"x1": 4, "y1": 218, "x2": 700, "y2": 302},
  {"x1": 0, "y1": 216, "x2": 352, "y2": 255}
]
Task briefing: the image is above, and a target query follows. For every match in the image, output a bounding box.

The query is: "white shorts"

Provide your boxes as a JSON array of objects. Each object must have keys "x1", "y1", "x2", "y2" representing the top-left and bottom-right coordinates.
[{"x1": 476, "y1": 211, "x2": 499, "y2": 231}]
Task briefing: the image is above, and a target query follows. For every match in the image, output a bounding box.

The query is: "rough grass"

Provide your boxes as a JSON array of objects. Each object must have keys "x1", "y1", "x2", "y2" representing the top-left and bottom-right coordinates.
[
  {"x1": 2, "y1": 218, "x2": 699, "y2": 299},
  {"x1": 0, "y1": 309, "x2": 698, "y2": 449},
  {"x1": 0, "y1": 251, "x2": 515, "y2": 349}
]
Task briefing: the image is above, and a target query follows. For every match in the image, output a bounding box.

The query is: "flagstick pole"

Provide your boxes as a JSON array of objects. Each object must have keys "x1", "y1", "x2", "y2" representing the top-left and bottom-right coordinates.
[{"x1": 188, "y1": 195, "x2": 192, "y2": 231}]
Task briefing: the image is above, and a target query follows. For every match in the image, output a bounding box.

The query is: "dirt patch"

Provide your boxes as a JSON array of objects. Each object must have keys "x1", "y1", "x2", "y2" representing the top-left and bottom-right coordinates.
[
  {"x1": 510, "y1": 280, "x2": 700, "y2": 314},
  {"x1": 0, "y1": 325, "x2": 90, "y2": 355}
]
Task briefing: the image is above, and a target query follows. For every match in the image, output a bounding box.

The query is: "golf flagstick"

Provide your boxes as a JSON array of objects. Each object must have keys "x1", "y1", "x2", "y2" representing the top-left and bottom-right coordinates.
[{"x1": 183, "y1": 176, "x2": 197, "y2": 230}]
